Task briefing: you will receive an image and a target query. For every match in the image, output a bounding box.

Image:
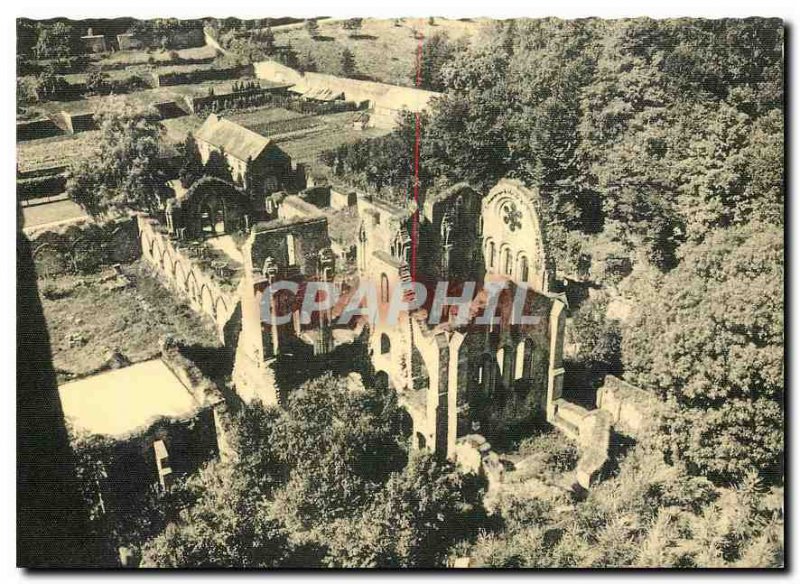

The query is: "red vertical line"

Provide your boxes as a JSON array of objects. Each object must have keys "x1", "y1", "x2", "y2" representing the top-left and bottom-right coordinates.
[{"x1": 411, "y1": 34, "x2": 423, "y2": 281}]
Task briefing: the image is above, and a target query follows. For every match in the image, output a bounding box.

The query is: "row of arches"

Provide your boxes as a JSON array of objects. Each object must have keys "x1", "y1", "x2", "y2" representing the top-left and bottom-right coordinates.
[
  {"x1": 141, "y1": 229, "x2": 231, "y2": 325},
  {"x1": 471, "y1": 337, "x2": 543, "y2": 397},
  {"x1": 484, "y1": 239, "x2": 531, "y2": 283}
]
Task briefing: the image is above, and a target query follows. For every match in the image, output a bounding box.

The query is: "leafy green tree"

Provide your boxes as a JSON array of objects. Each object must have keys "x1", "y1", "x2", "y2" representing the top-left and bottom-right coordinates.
[
  {"x1": 569, "y1": 296, "x2": 622, "y2": 386},
  {"x1": 66, "y1": 99, "x2": 165, "y2": 217},
  {"x1": 341, "y1": 48, "x2": 357, "y2": 77},
  {"x1": 31, "y1": 70, "x2": 70, "y2": 102},
  {"x1": 470, "y1": 438, "x2": 782, "y2": 568},
  {"x1": 178, "y1": 133, "x2": 204, "y2": 189},
  {"x1": 305, "y1": 18, "x2": 319, "y2": 39},
  {"x1": 324, "y1": 452, "x2": 486, "y2": 567},
  {"x1": 343, "y1": 18, "x2": 363, "y2": 37},
  {"x1": 17, "y1": 19, "x2": 38, "y2": 57},
  {"x1": 269, "y1": 373, "x2": 408, "y2": 528},
  {"x1": 34, "y1": 21, "x2": 79, "y2": 59},
  {"x1": 261, "y1": 25, "x2": 275, "y2": 54},
  {"x1": 622, "y1": 223, "x2": 783, "y2": 483},
  {"x1": 139, "y1": 463, "x2": 292, "y2": 568},
  {"x1": 85, "y1": 70, "x2": 111, "y2": 95},
  {"x1": 417, "y1": 31, "x2": 459, "y2": 91},
  {"x1": 204, "y1": 148, "x2": 233, "y2": 183}
]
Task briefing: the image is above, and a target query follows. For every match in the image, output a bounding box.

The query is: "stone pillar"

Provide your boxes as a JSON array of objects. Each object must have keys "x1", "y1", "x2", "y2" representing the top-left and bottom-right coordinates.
[
  {"x1": 314, "y1": 248, "x2": 336, "y2": 356},
  {"x1": 153, "y1": 440, "x2": 173, "y2": 490},
  {"x1": 546, "y1": 299, "x2": 567, "y2": 421}
]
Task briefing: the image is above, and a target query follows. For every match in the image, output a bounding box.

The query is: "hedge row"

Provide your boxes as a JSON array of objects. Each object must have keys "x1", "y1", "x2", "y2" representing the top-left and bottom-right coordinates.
[
  {"x1": 152, "y1": 65, "x2": 252, "y2": 87},
  {"x1": 17, "y1": 173, "x2": 68, "y2": 200}
]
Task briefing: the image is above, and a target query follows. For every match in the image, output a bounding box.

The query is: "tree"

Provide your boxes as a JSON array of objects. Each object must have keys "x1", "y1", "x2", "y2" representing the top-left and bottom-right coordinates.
[
  {"x1": 31, "y1": 70, "x2": 70, "y2": 102},
  {"x1": 204, "y1": 148, "x2": 233, "y2": 183},
  {"x1": 342, "y1": 18, "x2": 363, "y2": 37},
  {"x1": 261, "y1": 25, "x2": 275, "y2": 54},
  {"x1": 569, "y1": 296, "x2": 622, "y2": 387},
  {"x1": 85, "y1": 70, "x2": 111, "y2": 95},
  {"x1": 66, "y1": 98, "x2": 164, "y2": 217},
  {"x1": 17, "y1": 19, "x2": 38, "y2": 57},
  {"x1": 341, "y1": 48, "x2": 357, "y2": 77},
  {"x1": 622, "y1": 223, "x2": 783, "y2": 483},
  {"x1": 324, "y1": 452, "x2": 486, "y2": 567},
  {"x1": 305, "y1": 18, "x2": 319, "y2": 39},
  {"x1": 139, "y1": 463, "x2": 292, "y2": 568},
  {"x1": 269, "y1": 373, "x2": 408, "y2": 528},
  {"x1": 417, "y1": 31, "x2": 457, "y2": 91},
  {"x1": 298, "y1": 52, "x2": 318, "y2": 74},
  {"x1": 178, "y1": 133, "x2": 204, "y2": 189},
  {"x1": 34, "y1": 21, "x2": 79, "y2": 59},
  {"x1": 140, "y1": 373, "x2": 419, "y2": 567}
]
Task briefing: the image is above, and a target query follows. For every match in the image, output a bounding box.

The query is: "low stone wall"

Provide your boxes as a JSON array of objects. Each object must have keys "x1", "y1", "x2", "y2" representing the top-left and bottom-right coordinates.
[
  {"x1": 159, "y1": 337, "x2": 234, "y2": 461},
  {"x1": 17, "y1": 173, "x2": 67, "y2": 201},
  {"x1": 253, "y1": 59, "x2": 303, "y2": 85},
  {"x1": 152, "y1": 65, "x2": 252, "y2": 87},
  {"x1": 549, "y1": 398, "x2": 612, "y2": 489},
  {"x1": 138, "y1": 216, "x2": 238, "y2": 341},
  {"x1": 575, "y1": 409, "x2": 613, "y2": 489},
  {"x1": 54, "y1": 111, "x2": 97, "y2": 134},
  {"x1": 253, "y1": 59, "x2": 440, "y2": 129},
  {"x1": 31, "y1": 218, "x2": 140, "y2": 277},
  {"x1": 596, "y1": 375, "x2": 662, "y2": 437},
  {"x1": 17, "y1": 118, "x2": 63, "y2": 142},
  {"x1": 330, "y1": 187, "x2": 357, "y2": 210}
]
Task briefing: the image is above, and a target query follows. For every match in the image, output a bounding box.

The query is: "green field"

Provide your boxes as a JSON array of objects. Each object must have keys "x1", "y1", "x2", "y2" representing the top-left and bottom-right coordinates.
[
  {"x1": 40, "y1": 260, "x2": 221, "y2": 383},
  {"x1": 272, "y1": 17, "x2": 484, "y2": 86},
  {"x1": 271, "y1": 111, "x2": 389, "y2": 168},
  {"x1": 23, "y1": 199, "x2": 87, "y2": 228},
  {"x1": 17, "y1": 131, "x2": 99, "y2": 172},
  {"x1": 95, "y1": 45, "x2": 219, "y2": 68}
]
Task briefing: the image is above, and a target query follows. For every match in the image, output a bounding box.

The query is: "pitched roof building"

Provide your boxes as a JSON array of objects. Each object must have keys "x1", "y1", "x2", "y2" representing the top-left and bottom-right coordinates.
[{"x1": 194, "y1": 114, "x2": 295, "y2": 194}]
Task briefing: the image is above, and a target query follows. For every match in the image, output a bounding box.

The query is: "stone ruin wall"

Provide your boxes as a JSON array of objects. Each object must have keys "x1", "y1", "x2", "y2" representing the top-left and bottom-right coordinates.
[{"x1": 138, "y1": 216, "x2": 239, "y2": 342}]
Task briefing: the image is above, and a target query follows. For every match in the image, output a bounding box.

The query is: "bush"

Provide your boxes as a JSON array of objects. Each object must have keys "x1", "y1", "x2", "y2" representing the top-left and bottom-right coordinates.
[{"x1": 568, "y1": 295, "x2": 622, "y2": 386}]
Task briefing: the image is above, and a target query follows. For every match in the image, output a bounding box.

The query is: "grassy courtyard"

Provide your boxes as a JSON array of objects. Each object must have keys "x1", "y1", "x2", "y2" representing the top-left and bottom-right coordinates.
[{"x1": 39, "y1": 260, "x2": 221, "y2": 383}]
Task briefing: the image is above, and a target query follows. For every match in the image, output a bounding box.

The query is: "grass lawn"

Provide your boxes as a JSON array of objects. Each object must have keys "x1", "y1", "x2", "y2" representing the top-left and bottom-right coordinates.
[
  {"x1": 17, "y1": 131, "x2": 99, "y2": 172},
  {"x1": 95, "y1": 45, "x2": 219, "y2": 68},
  {"x1": 39, "y1": 260, "x2": 221, "y2": 383},
  {"x1": 23, "y1": 199, "x2": 87, "y2": 228},
  {"x1": 272, "y1": 111, "x2": 389, "y2": 169},
  {"x1": 273, "y1": 17, "x2": 485, "y2": 86},
  {"x1": 226, "y1": 107, "x2": 309, "y2": 135}
]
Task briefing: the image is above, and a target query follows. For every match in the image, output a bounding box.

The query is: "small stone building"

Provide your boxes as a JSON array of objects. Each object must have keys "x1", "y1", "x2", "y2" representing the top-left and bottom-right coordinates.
[
  {"x1": 81, "y1": 29, "x2": 107, "y2": 53},
  {"x1": 165, "y1": 176, "x2": 253, "y2": 239},
  {"x1": 195, "y1": 114, "x2": 295, "y2": 196}
]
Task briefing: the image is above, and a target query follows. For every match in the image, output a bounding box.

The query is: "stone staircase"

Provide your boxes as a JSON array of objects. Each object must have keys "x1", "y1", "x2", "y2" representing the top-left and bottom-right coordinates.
[
  {"x1": 550, "y1": 398, "x2": 586, "y2": 440},
  {"x1": 549, "y1": 397, "x2": 613, "y2": 489}
]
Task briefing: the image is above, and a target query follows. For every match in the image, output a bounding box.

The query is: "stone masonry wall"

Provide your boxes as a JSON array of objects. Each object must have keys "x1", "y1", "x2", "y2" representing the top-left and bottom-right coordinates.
[{"x1": 138, "y1": 216, "x2": 238, "y2": 342}]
